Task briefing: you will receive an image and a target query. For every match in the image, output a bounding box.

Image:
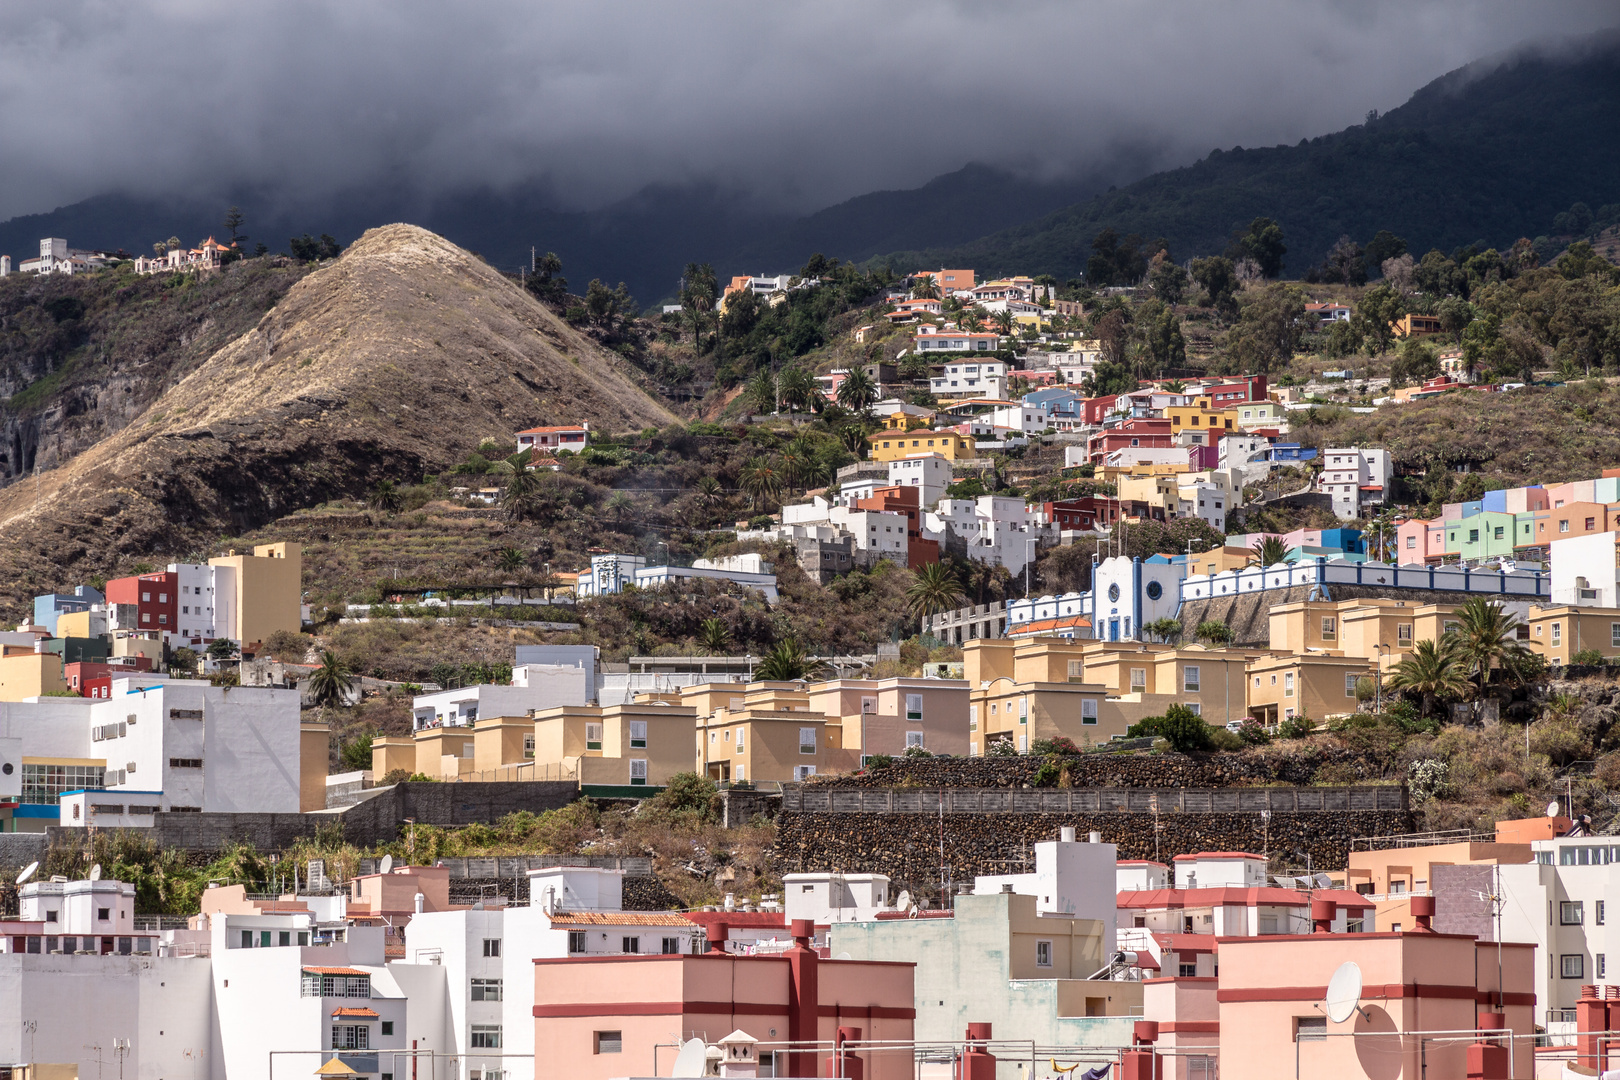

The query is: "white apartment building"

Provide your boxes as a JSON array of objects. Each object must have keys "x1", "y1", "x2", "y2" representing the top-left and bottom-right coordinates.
[
  {"x1": 1550, "y1": 532, "x2": 1620, "y2": 606},
  {"x1": 1498, "y1": 835, "x2": 1620, "y2": 1024},
  {"x1": 1177, "y1": 481, "x2": 1229, "y2": 531},
  {"x1": 1317, "y1": 446, "x2": 1391, "y2": 519},
  {"x1": 782, "y1": 872, "x2": 893, "y2": 924},
  {"x1": 18, "y1": 237, "x2": 111, "y2": 275},
  {"x1": 781, "y1": 497, "x2": 911, "y2": 567},
  {"x1": 0, "y1": 677, "x2": 302, "y2": 823},
  {"x1": 916, "y1": 330, "x2": 1003, "y2": 356},
  {"x1": 1219, "y1": 433, "x2": 1273, "y2": 469},
  {"x1": 926, "y1": 495, "x2": 1036, "y2": 577},
  {"x1": 887, "y1": 453, "x2": 953, "y2": 509}
]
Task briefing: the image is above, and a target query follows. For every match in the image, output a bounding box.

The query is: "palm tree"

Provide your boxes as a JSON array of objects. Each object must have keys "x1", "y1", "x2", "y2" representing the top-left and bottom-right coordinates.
[
  {"x1": 367, "y1": 480, "x2": 403, "y2": 514},
  {"x1": 605, "y1": 490, "x2": 633, "y2": 523},
  {"x1": 739, "y1": 457, "x2": 783, "y2": 511},
  {"x1": 698, "y1": 618, "x2": 732, "y2": 655},
  {"x1": 837, "y1": 369, "x2": 878, "y2": 415},
  {"x1": 490, "y1": 449, "x2": 534, "y2": 475},
  {"x1": 912, "y1": 279, "x2": 939, "y2": 300},
  {"x1": 748, "y1": 369, "x2": 777, "y2": 415},
  {"x1": 309, "y1": 650, "x2": 357, "y2": 708},
  {"x1": 906, "y1": 562, "x2": 965, "y2": 623},
  {"x1": 496, "y1": 547, "x2": 528, "y2": 574},
  {"x1": 1247, "y1": 536, "x2": 1293, "y2": 567},
  {"x1": 899, "y1": 353, "x2": 930, "y2": 383},
  {"x1": 1144, "y1": 617, "x2": 1183, "y2": 643},
  {"x1": 1444, "y1": 596, "x2": 1530, "y2": 692},
  {"x1": 1162, "y1": 379, "x2": 1187, "y2": 394},
  {"x1": 695, "y1": 476, "x2": 723, "y2": 507},
  {"x1": 990, "y1": 310, "x2": 1014, "y2": 336},
  {"x1": 1386, "y1": 638, "x2": 1471, "y2": 718},
  {"x1": 1195, "y1": 621, "x2": 1234, "y2": 646},
  {"x1": 779, "y1": 366, "x2": 816, "y2": 415},
  {"x1": 756, "y1": 638, "x2": 825, "y2": 681},
  {"x1": 501, "y1": 482, "x2": 539, "y2": 521},
  {"x1": 838, "y1": 425, "x2": 869, "y2": 455},
  {"x1": 960, "y1": 309, "x2": 985, "y2": 333}
]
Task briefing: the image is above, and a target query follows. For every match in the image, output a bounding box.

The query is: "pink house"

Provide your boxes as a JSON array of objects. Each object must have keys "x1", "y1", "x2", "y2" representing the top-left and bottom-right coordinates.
[
  {"x1": 805, "y1": 676, "x2": 971, "y2": 760},
  {"x1": 532, "y1": 920, "x2": 915, "y2": 1080},
  {"x1": 1396, "y1": 517, "x2": 1447, "y2": 564}
]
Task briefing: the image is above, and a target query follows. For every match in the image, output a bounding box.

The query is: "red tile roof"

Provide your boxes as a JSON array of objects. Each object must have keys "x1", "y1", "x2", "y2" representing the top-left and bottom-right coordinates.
[
  {"x1": 517, "y1": 425, "x2": 588, "y2": 435},
  {"x1": 1171, "y1": 852, "x2": 1264, "y2": 861},
  {"x1": 303, "y1": 966, "x2": 370, "y2": 976},
  {"x1": 549, "y1": 911, "x2": 695, "y2": 926},
  {"x1": 1116, "y1": 887, "x2": 1373, "y2": 910},
  {"x1": 332, "y1": 1007, "x2": 379, "y2": 1018},
  {"x1": 1008, "y1": 615, "x2": 1092, "y2": 636}
]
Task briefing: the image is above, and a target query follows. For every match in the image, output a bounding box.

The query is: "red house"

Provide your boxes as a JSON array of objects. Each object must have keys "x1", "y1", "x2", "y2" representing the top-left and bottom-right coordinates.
[
  {"x1": 1080, "y1": 395, "x2": 1119, "y2": 426},
  {"x1": 66, "y1": 658, "x2": 156, "y2": 698},
  {"x1": 1202, "y1": 374, "x2": 1268, "y2": 407},
  {"x1": 103, "y1": 571, "x2": 178, "y2": 636},
  {"x1": 1045, "y1": 496, "x2": 1123, "y2": 532},
  {"x1": 1087, "y1": 418, "x2": 1173, "y2": 464}
]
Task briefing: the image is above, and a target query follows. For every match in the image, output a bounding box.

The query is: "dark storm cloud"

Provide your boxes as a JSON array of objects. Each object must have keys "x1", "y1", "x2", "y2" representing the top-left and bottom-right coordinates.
[{"x1": 0, "y1": 0, "x2": 1615, "y2": 220}]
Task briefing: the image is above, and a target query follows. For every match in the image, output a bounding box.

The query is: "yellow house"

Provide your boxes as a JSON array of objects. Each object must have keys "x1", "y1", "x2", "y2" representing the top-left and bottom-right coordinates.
[
  {"x1": 111, "y1": 634, "x2": 163, "y2": 665},
  {"x1": 1116, "y1": 474, "x2": 1181, "y2": 513},
  {"x1": 867, "y1": 430, "x2": 976, "y2": 462},
  {"x1": 0, "y1": 653, "x2": 67, "y2": 701},
  {"x1": 209, "y1": 542, "x2": 303, "y2": 646},
  {"x1": 54, "y1": 610, "x2": 106, "y2": 640},
  {"x1": 1524, "y1": 604, "x2": 1620, "y2": 665},
  {"x1": 533, "y1": 701, "x2": 697, "y2": 792},
  {"x1": 301, "y1": 719, "x2": 330, "y2": 812},
  {"x1": 371, "y1": 736, "x2": 418, "y2": 779},
  {"x1": 691, "y1": 682, "x2": 851, "y2": 783},
  {"x1": 1185, "y1": 546, "x2": 1257, "y2": 577},
  {"x1": 1269, "y1": 598, "x2": 1464, "y2": 673},
  {"x1": 1166, "y1": 400, "x2": 1236, "y2": 436},
  {"x1": 1246, "y1": 652, "x2": 1375, "y2": 726},
  {"x1": 473, "y1": 715, "x2": 538, "y2": 780}
]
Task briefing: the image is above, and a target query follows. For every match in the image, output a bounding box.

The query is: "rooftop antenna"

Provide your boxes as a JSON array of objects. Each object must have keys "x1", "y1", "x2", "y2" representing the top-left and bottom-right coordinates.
[{"x1": 16, "y1": 861, "x2": 38, "y2": 885}]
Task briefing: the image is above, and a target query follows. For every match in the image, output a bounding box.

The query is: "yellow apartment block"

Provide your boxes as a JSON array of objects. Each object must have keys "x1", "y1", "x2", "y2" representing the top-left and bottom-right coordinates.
[
  {"x1": 690, "y1": 682, "x2": 851, "y2": 784},
  {"x1": 209, "y1": 542, "x2": 303, "y2": 646},
  {"x1": 0, "y1": 653, "x2": 67, "y2": 701},
  {"x1": 804, "y1": 676, "x2": 970, "y2": 760},
  {"x1": 1165, "y1": 404, "x2": 1236, "y2": 436},
  {"x1": 1246, "y1": 652, "x2": 1375, "y2": 726},
  {"x1": 1184, "y1": 546, "x2": 1256, "y2": 577},
  {"x1": 1115, "y1": 475, "x2": 1181, "y2": 513},
  {"x1": 300, "y1": 719, "x2": 330, "y2": 812},
  {"x1": 1524, "y1": 605, "x2": 1620, "y2": 665},
  {"x1": 866, "y1": 430, "x2": 977, "y2": 462},
  {"x1": 1269, "y1": 598, "x2": 1468, "y2": 673}
]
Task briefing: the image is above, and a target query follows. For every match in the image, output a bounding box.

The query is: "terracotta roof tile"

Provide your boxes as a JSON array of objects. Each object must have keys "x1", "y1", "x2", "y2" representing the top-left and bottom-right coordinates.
[
  {"x1": 549, "y1": 910, "x2": 695, "y2": 926},
  {"x1": 303, "y1": 965, "x2": 370, "y2": 976},
  {"x1": 332, "y1": 1007, "x2": 379, "y2": 1018}
]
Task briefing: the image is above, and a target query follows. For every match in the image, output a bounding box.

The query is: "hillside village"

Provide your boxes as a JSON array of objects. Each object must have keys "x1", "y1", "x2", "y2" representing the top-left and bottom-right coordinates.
[{"x1": 0, "y1": 210, "x2": 1618, "y2": 1080}]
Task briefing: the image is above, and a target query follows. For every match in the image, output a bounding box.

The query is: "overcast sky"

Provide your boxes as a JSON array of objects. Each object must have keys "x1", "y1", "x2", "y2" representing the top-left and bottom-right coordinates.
[{"x1": 0, "y1": 1, "x2": 1616, "y2": 222}]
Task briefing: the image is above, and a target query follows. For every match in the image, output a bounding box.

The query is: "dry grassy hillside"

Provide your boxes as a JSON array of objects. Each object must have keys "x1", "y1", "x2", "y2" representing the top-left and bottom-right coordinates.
[{"x1": 0, "y1": 224, "x2": 674, "y2": 619}]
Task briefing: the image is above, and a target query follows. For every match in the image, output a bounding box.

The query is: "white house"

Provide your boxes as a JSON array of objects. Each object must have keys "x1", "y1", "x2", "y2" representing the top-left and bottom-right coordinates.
[
  {"x1": 1551, "y1": 532, "x2": 1620, "y2": 606},
  {"x1": 988, "y1": 403, "x2": 1049, "y2": 435},
  {"x1": 928, "y1": 358, "x2": 1007, "y2": 395},
  {"x1": 514, "y1": 424, "x2": 589, "y2": 454},
  {"x1": 926, "y1": 496, "x2": 1035, "y2": 578},
  {"x1": 974, "y1": 831, "x2": 1120, "y2": 957},
  {"x1": 782, "y1": 872, "x2": 892, "y2": 924},
  {"x1": 1177, "y1": 481, "x2": 1229, "y2": 531},
  {"x1": 1497, "y1": 834, "x2": 1620, "y2": 1024},
  {"x1": 887, "y1": 453, "x2": 953, "y2": 508},
  {"x1": 1317, "y1": 447, "x2": 1391, "y2": 519},
  {"x1": 412, "y1": 673, "x2": 591, "y2": 731}
]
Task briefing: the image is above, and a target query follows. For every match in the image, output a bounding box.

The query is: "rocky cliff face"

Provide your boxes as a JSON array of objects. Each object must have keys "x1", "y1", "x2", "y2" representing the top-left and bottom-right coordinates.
[
  {"x1": 0, "y1": 224, "x2": 676, "y2": 620},
  {"x1": 0, "y1": 260, "x2": 311, "y2": 487}
]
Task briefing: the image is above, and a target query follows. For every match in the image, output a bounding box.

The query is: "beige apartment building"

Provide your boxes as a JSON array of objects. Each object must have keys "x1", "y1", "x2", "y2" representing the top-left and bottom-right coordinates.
[
  {"x1": 1269, "y1": 597, "x2": 1465, "y2": 672},
  {"x1": 1524, "y1": 604, "x2": 1620, "y2": 664},
  {"x1": 689, "y1": 682, "x2": 852, "y2": 783},
  {"x1": 804, "y1": 676, "x2": 969, "y2": 762},
  {"x1": 1245, "y1": 652, "x2": 1375, "y2": 725},
  {"x1": 209, "y1": 542, "x2": 303, "y2": 646},
  {"x1": 1345, "y1": 836, "x2": 1532, "y2": 932},
  {"x1": 0, "y1": 652, "x2": 66, "y2": 701}
]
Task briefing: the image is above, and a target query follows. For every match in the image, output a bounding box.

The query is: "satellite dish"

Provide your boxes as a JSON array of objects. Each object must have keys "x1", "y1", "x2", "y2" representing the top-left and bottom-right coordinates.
[
  {"x1": 1313, "y1": 873, "x2": 1334, "y2": 890},
  {"x1": 833, "y1": 951, "x2": 852, "y2": 961},
  {"x1": 1274, "y1": 875, "x2": 1296, "y2": 890},
  {"x1": 16, "y1": 861, "x2": 38, "y2": 885},
  {"x1": 896, "y1": 890, "x2": 912, "y2": 911},
  {"x1": 89, "y1": 863, "x2": 103, "y2": 882},
  {"x1": 1325, "y1": 960, "x2": 1364, "y2": 1024},
  {"x1": 671, "y1": 1038, "x2": 708, "y2": 1078},
  {"x1": 1547, "y1": 800, "x2": 1562, "y2": 818},
  {"x1": 379, "y1": 854, "x2": 394, "y2": 874}
]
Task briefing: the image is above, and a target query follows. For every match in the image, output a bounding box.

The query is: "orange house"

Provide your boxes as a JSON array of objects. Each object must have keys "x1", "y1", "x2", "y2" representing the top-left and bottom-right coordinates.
[{"x1": 853, "y1": 485, "x2": 940, "y2": 568}]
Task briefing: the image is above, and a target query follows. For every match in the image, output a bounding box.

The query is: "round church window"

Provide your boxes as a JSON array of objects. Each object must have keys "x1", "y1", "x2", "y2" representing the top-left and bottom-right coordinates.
[
  {"x1": 1107, "y1": 583, "x2": 1121, "y2": 602},
  {"x1": 1146, "y1": 581, "x2": 1163, "y2": 600}
]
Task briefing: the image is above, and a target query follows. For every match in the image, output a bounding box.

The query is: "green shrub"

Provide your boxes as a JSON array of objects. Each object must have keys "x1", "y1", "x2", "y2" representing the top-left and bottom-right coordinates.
[
  {"x1": 1209, "y1": 728, "x2": 1245, "y2": 751},
  {"x1": 863, "y1": 754, "x2": 894, "y2": 771},
  {"x1": 1126, "y1": 705, "x2": 1215, "y2": 753},
  {"x1": 1277, "y1": 713, "x2": 1316, "y2": 739},
  {"x1": 1571, "y1": 648, "x2": 1605, "y2": 666},
  {"x1": 1031, "y1": 737, "x2": 1082, "y2": 757},
  {"x1": 986, "y1": 738, "x2": 1018, "y2": 757}
]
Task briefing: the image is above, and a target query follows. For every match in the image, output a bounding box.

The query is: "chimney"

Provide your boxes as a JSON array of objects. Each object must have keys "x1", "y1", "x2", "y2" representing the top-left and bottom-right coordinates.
[
  {"x1": 1060, "y1": 826, "x2": 1076, "y2": 843},
  {"x1": 1409, "y1": 894, "x2": 1436, "y2": 933},
  {"x1": 786, "y1": 919, "x2": 819, "y2": 1079},
  {"x1": 1118, "y1": 1022, "x2": 1160, "y2": 1080},
  {"x1": 1089, "y1": 831, "x2": 1102, "y2": 844},
  {"x1": 1311, "y1": 899, "x2": 1335, "y2": 934},
  {"x1": 1468, "y1": 1012, "x2": 1510, "y2": 1079},
  {"x1": 957, "y1": 1024, "x2": 995, "y2": 1080},
  {"x1": 827, "y1": 1027, "x2": 864, "y2": 1080},
  {"x1": 707, "y1": 921, "x2": 729, "y2": 953}
]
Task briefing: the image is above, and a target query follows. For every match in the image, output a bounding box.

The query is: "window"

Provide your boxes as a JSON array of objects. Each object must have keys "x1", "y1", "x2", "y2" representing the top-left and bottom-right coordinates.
[
  {"x1": 595, "y1": 1031, "x2": 622, "y2": 1055},
  {"x1": 1468, "y1": 529, "x2": 1479, "y2": 544},
  {"x1": 799, "y1": 727, "x2": 817, "y2": 755},
  {"x1": 471, "y1": 978, "x2": 503, "y2": 1001},
  {"x1": 906, "y1": 731, "x2": 925, "y2": 749},
  {"x1": 1397, "y1": 623, "x2": 1412, "y2": 642},
  {"x1": 44, "y1": 910, "x2": 58, "y2": 923},
  {"x1": 1346, "y1": 673, "x2": 1361, "y2": 698},
  {"x1": 1406, "y1": 536, "x2": 1416, "y2": 549},
  {"x1": 1020, "y1": 696, "x2": 1029, "y2": 723},
  {"x1": 735, "y1": 730, "x2": 744, "y2": 754},
  {"x1": 1183, "y1": 666, "x2": 1200, "y2": 693},
  {"x1": 1081, "y1": 699, "x2": 1098, "y2": 725},
  {"x1": 969, "y1": 705, "x2": 977, "y2": 731},
  {"x1": 1588, "y1": 518, "x2": 1597, "y2": 531},
  {"x1": 662, "y1": 937, "x2": 682, "y2": 954},
  {"x1": 168, "y1": 758, "x2": 203, "y2": 769},
  {"x1": 1179, "y1": 963, "x2": 1197, "y2": 977},
  {"x1": 1284, "y1": 672, "x2": 1294, "y2": 698},
  {"x1": 629, "y1": 759, "x2": 648, "y2": 786},
  {"x1": 1321, "y1": 617, "x2": 1336, "y2": 640},
  {"x1": 1295, "y1": 1017, "x2": 1326, "y2": 1042},
  {"x1": 586, "y1": 722, "x2": 603, "y2": 750},
  {"x1": 21, "y1": 763, "x2": 106, "y2": 806},
  {"x1": 568, "y1": 930, "x2": 586, "y2": 954},
  {"x1": 1130, "y1": 668, "x2": 1146, "y2": 691},
  {"x1": 1599, "y1": 954, "x2": 1608, "y2": 979},
  {"x1": 1560, "y1": 520, "x2": 1570, "y2": 533},
  {"x1": 1562, "y1": 954, "x2": 1585, "y2": 979},
  {"x1": 332, "y1": 1026, "x2": 371, "y2": 1050},
  {"x1": 1184, "y1": 703, "x2": 1202, "y2": 716},
  {"x1": 794, "y1": 765, "x2": 817, "y2": 781},
  {"x1": 1553, "y1": 623, "x2": 1562, "y2": 646},
  {"x1": 1561, "y1": 901, "x2": 1584, "y2": 925},
  {"x1": 906, "y1": 693, "x2": 923, "y2": 720},
  {"x1": 620, "y1": 934, "x2": 640, "y2": 954},
  {"x1": 382, "y1": 1022, "x2": 394, "y2": 1036},
  {"x1": 483, "y1": 939, "x2": 501, "y2": 957},
  {"x1": 629, "y1": 720, "x2": 647, "y2": 748},
  {"x1": 471, "y1": 1026, "x2": 503, "y2": 1049},
  {"x1": 1599, "y1": 900, "x2": 1607, "y2": 925},
  {"x1": 301, "y1": 973, "x2": 373, "y2": 997},
  {"x1": 1035, "y1": 940, "x2": 1053, "y2": 967}
]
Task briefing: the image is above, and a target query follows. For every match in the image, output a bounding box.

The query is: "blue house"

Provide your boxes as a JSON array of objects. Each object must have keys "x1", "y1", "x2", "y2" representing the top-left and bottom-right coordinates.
[
  {"x1": 1022, "y1": 387, "x2": 1083, "y2": 423},
  {"x1": 1268, "y1": 443, "x2": 1318, "y2": 463},
  {"x1": 33, "y1": 585, "x2": 103, "y2": 635}
]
